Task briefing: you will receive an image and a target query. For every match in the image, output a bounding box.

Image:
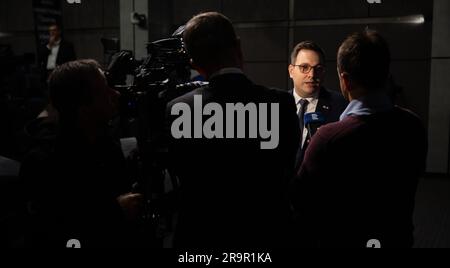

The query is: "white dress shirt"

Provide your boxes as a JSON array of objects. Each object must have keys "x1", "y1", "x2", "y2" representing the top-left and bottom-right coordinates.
[
  {"x1": 293, "y1": 89, "x2": 319, "y2": 148},
  {"x1": 46, "y1": 40, "x2": 61, "y2": 70}
]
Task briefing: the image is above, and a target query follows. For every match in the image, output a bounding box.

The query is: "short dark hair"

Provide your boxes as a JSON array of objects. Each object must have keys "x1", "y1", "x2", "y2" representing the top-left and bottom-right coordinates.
[
  {"x1": 290, "y1": 41, "x2": 326, "y2": 64},
  {"x1": 337, "y1": 30, "x2": 391, "y2": 91},
  {"x1": 183, "y1": 12, "x2": 238, "y2": 68},
  {"x1": 48, "y1": 59, "x2": 102, "y2": 121}
]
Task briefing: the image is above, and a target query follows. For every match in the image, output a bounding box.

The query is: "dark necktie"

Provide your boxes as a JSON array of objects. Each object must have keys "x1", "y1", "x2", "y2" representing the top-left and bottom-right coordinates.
[{"x1": 298, "y1": 99, "x2": 309, "y2": 146}]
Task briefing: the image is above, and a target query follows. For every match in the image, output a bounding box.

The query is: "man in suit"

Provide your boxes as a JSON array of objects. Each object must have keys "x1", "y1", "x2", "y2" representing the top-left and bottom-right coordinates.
[
  {"x1": 38, "y1": 24, "x2": 76, "y2": 79},
  {"x1": 288, "y1": 41, "x2": 347, "y2": 170},
  {"x1": 291, "y1": 30, "x2": 428, "y2": 248},
  {"x1": 167, "y1": 12, "x2": 300, "y2": 248}
]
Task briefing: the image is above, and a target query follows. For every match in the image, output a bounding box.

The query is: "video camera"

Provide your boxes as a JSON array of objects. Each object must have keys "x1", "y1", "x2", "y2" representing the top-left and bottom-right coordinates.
[
  {"x1": 106, "y1": 27, "x2": 206, "y2": 119},
  {"x1": 105, "y1": 25, "x2": 207, "y2": 186},
  {"x1": 104, "y1": 27, "x2": 207, "y2": 247}
]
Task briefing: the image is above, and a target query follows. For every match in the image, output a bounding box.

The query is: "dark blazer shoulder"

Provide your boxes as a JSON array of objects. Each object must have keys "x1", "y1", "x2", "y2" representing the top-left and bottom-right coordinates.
[
  {"x1": 317, "y1": 88, "x2": 347, "y2": 123},
  {"x1": 169, "y1": 74, "x2": 295, "y2": 108},
  {"x1": 320, "y1": 88, "x2": 347, "y2": 106},
  {"x1": 258, "y1": 86, "x2": 295, "y2": 102},
  {"x1": 58, "y1": 40, "x2": 76, "y2": 63}
]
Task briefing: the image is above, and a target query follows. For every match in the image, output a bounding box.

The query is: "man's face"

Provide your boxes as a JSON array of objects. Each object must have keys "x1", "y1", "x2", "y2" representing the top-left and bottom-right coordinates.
[
  {"x1": 49, "y1": 25, "x2": 61, "y2": 40},
  {"x1": 289, "y1": 49, "x2": 325, "y2": 98}
]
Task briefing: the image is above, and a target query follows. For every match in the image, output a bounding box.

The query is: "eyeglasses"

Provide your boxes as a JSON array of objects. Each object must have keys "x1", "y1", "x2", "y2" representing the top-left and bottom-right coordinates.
[{"x1": 292, "y1": 64, "x2": 326, "y2": 75}]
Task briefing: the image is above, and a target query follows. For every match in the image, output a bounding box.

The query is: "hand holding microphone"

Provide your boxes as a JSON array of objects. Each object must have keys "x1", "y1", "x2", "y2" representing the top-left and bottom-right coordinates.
[{"x1": 303, "y1": 112, "x2": 326, "y2": 141}]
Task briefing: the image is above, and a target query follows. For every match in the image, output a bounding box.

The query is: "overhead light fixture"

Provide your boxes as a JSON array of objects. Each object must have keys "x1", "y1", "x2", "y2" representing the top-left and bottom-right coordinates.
[
  {"x1": 0, "y1": 32, "x2": 12, "y2": 38},
  {"x1": 234, "y1": 14, "x2": 425, "y2": 29},
  {"x1": 294, "y1": 14, "x2": 426, "y2": 26}
]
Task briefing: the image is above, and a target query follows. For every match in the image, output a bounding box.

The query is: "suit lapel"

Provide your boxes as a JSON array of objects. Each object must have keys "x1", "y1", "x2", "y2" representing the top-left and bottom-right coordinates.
[
  {"x1": 315, "y1": 88, "x2": 333, "y2": 128},
  {"x1": 56, "y1": 42, "x2": 63, "y2": 65}
]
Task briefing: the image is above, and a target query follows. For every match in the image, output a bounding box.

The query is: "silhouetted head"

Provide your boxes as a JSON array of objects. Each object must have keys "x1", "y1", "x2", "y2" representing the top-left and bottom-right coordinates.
[
  {"x1": 183, "y1": 12, "x2": 243, "y2": 79},
  {"x1": 337, "y1": 30, "x2": 391, "y2": 101}
]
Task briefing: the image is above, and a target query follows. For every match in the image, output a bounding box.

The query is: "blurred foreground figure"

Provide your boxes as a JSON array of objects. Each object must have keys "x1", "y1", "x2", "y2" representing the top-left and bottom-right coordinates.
[{"x1": 21, "y1": 60, "x2": 142, "y2": 248}]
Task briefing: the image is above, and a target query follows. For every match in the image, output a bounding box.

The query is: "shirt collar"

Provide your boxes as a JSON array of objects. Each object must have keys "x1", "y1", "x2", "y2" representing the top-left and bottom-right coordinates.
[
  {"x1": 293, "y1": 88, "x2": 319, "y2": 105},
  {"x1": 340, "y1": 92, "x2": 394, "y2": 121}
]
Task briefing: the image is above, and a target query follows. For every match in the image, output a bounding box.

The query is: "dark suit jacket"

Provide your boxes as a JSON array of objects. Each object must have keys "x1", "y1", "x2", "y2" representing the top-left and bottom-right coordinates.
[
  {"x1": 291, "y1": 88, "x2": 348, "y2": 170},
  {"x1": 38, "y1": 40, "x2": 76, "y2": 72},
  {"x1": 291, "y1": 107, "x2": 428, "y2": 248},
  {"x1": 167, "y1": 73, "x2": 300, "y2": 248},
  {"x1": 315, "y1": 88, "x2": 348, "y2": 126}
]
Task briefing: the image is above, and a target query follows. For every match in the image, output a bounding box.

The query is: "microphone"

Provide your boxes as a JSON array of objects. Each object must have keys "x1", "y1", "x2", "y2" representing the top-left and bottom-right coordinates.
[{"x1": 304, "y1": 112, "x2": 326, "y2": 140}]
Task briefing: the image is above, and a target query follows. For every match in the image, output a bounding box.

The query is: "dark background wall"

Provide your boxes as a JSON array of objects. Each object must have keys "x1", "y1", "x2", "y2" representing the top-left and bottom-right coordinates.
[
  {"x1": 62, "y1": 0, "x2": 120, "y2": 64},
  {"x1": 0, "y1": 0, "x2": 433, "y2": 124},
  {"x1": 428, "y1": 0, "x2": 450, "y2": 174},
  {"x1": 0, "y1": 0, "x2": 120, "y2": 65},
  {"x1": 0, "y1": 0, "x2": 121, "y2": 160},
  {"x1": 159, "y1": 0, "x2": 434, "y2": 129},
  {"x1": 0, "y1": 0, "x2": 444, "y2": 173}
]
